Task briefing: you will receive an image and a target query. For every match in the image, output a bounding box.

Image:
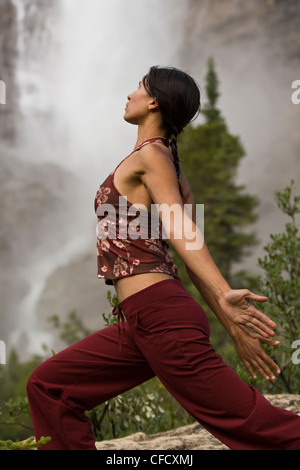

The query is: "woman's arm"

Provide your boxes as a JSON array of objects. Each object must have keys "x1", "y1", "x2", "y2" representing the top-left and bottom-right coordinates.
[
  {"x1": 140, "y1": 144, "x2": 281, "y2": 380},
  {"x1": 140, "y1": 144, "x2": 277, "y2": 338}
]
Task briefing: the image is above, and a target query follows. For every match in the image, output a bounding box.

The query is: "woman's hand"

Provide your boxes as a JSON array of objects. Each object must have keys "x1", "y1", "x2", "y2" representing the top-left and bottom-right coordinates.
[
  {"x1": 218, "y1": 289, "x2": 277, "y2": 339},
  {"x1": 232, "y1": 329, "x2": 281, "y2": 381}
]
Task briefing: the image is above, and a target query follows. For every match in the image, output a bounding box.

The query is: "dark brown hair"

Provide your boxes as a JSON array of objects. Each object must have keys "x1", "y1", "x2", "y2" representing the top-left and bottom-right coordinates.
[{"x1": 143, "y1": 66, "x2": 201, "y2": 194}]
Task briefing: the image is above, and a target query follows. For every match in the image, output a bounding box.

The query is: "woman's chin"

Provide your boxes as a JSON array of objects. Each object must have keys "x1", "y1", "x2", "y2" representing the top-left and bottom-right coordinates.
[{"x1": 123, "y1": 113, "x2": 138, "y2": 125}]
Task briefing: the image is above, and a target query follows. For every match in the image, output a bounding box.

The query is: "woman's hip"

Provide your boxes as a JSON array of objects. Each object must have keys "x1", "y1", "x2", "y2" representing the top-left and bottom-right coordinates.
[{"x1": 118, "y1": 278, "x2": 210, "y2": 339}]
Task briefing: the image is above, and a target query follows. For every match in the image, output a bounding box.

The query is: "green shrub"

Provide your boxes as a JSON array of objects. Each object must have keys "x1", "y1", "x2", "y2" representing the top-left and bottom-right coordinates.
[{"x1": 235, "y1": 180, "x2": 300, "y2": 393}]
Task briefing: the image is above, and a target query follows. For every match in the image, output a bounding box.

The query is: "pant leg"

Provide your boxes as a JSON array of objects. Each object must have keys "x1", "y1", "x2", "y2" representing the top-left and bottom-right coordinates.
[
  {"x1": 27, "y1": 322, "x2": 155, "y2": 450},
  {"x1": 120, "y1": 279, "x2": 300, "y2": 450}
]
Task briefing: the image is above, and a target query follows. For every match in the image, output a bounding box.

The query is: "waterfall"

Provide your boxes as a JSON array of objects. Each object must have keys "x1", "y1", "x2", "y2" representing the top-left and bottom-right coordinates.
[{"x1": 4, "y1": 0, "x2": 189, "y2": 357}]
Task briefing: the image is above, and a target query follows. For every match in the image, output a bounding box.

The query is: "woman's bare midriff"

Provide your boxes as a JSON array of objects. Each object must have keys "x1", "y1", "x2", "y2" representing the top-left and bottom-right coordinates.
[{"x1": 112, "y1": 272, "x2": 175, "y2": 303}]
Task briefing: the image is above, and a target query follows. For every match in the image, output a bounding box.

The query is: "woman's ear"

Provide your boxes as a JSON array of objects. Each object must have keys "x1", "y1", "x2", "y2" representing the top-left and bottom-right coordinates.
[{"x1": 148, "y1": 97, "x2": 159, "y2": 111}]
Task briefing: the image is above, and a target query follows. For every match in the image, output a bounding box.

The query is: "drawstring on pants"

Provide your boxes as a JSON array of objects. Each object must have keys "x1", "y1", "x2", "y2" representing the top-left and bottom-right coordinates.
[{"x1": 112, "y1": 303, "x2": 127, "y2": 351}]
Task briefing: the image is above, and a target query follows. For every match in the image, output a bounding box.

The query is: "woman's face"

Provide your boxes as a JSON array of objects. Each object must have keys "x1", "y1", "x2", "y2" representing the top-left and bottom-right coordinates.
[{"x1": 124, "y1": 80, "x2": 157, "y2": 125}]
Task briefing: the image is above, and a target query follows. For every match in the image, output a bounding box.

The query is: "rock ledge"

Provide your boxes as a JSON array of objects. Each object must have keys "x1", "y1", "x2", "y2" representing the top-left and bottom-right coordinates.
[{"x1": 96, "y1": 394, "x2": 300, "y2": 450}]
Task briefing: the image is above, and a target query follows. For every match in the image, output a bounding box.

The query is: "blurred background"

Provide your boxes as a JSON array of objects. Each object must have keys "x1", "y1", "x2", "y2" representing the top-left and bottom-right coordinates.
[{"x1": 0, "y1": 0, "x2": 299, "y2": 359}]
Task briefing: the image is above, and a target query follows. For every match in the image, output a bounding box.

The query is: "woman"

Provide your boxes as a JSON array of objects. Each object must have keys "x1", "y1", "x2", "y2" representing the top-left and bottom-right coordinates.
[{"x1": 27, "y1": 66, "x2": 300, "y2": 450}]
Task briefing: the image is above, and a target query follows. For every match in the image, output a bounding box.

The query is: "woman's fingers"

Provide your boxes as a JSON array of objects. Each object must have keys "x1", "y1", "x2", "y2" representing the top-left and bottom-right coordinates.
[
  {"x1": 220, "y1": 288, "x2": 278, "y2": 340},
  {"x1": 233, "y1": 332, "x2": 281, "y2": 381},
  {"x1": 242, "y1": 349, "x2": 281, "y2": 381},
  {"x1": 256, "y1": 351, "x2": 281, "y2": 380},
  {"x1": 259, "y1": 336, "x2": 281, "y2": 347},
  {"x1": 237, "y1": 310, "x2": 277, "y2": 338},
  {"x1": 245, "y1": 292, "x2": 268, "y2": 303},
  {"x1": 245, "y1": 294, "x2": 277, "y2": 329},
  {"x1": 230, "y1": 289, "x2": 277, "y2": 337},
  {"x1": 243, "y1": 360, "x2": 257, "y2": 380},
  {"x1": 247, "y1": 359, "x2": 274, "y2": 382}
]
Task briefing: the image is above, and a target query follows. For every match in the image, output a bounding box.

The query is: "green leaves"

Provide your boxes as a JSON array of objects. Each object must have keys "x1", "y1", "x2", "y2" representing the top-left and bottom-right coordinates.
[
  {"x1": 0, "y1": 397, "x2": 31, "y2": 430},
  {"x1": 274, "y1": 180, "x2": 300, "y2": 218},
  {"x1": 87, "y1": 377, "x2": 193, "y2": 441},
  {"x1": 87, "y1": 386, "x2": 162, "y2": 440},
  {"x1": 255, "y1": 181, "x2": 300, "y2": 393},
  {"x1": 48, "y1": 310, "x2": 93, "y2": 345},
  {"x1": 0, "y1": 436, "x2": 51, "y2": 450},
  {"x1": 0, "y1": 397, "x2": 51, "y2": 449}
]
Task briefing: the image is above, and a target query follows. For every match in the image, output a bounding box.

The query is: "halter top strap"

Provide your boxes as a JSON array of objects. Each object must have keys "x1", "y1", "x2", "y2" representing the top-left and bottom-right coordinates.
[{"x1": 131, "y1": 136, "x2": 169, "y2": 154}]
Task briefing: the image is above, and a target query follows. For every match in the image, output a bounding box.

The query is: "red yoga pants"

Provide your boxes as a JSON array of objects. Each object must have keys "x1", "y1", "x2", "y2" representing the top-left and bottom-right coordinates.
[{"x1": 27, "y1": 278, "x2": 300, "y2": 450}]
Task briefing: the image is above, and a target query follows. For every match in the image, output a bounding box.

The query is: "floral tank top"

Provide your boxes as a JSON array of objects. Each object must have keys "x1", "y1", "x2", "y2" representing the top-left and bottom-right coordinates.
[{"x1": 94, "y1": 137, "x2": 180, "y2": 285}]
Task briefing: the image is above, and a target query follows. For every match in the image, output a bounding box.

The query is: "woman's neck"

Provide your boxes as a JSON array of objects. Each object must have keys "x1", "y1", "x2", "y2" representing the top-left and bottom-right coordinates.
[{"x1": 135, "y1": 123, "x2": 168, "y2": 147}]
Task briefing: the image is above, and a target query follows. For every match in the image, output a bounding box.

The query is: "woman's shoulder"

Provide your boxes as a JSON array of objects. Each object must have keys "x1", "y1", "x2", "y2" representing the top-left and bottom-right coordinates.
[
  {"x1": 138, "y1": 140, "x2": 174, "y2": 172},
  {"x1": 139, "y1": 141, "x2": 194, "y2": 205}
]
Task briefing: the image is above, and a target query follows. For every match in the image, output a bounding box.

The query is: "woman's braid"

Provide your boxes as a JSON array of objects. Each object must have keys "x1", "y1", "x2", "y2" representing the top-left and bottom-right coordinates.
[
  {"x1": 169, "y1": 126, "x2": 183, "y2": 197},
  {"x1": 169, "y1": 127, "x2": 181, "y2": 178}
]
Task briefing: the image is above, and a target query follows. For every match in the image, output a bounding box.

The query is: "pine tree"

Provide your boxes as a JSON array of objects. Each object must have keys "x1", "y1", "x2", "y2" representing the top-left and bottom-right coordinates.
[{"x1": 201, "y1": 57, "x2": 222, "y2": 122}]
